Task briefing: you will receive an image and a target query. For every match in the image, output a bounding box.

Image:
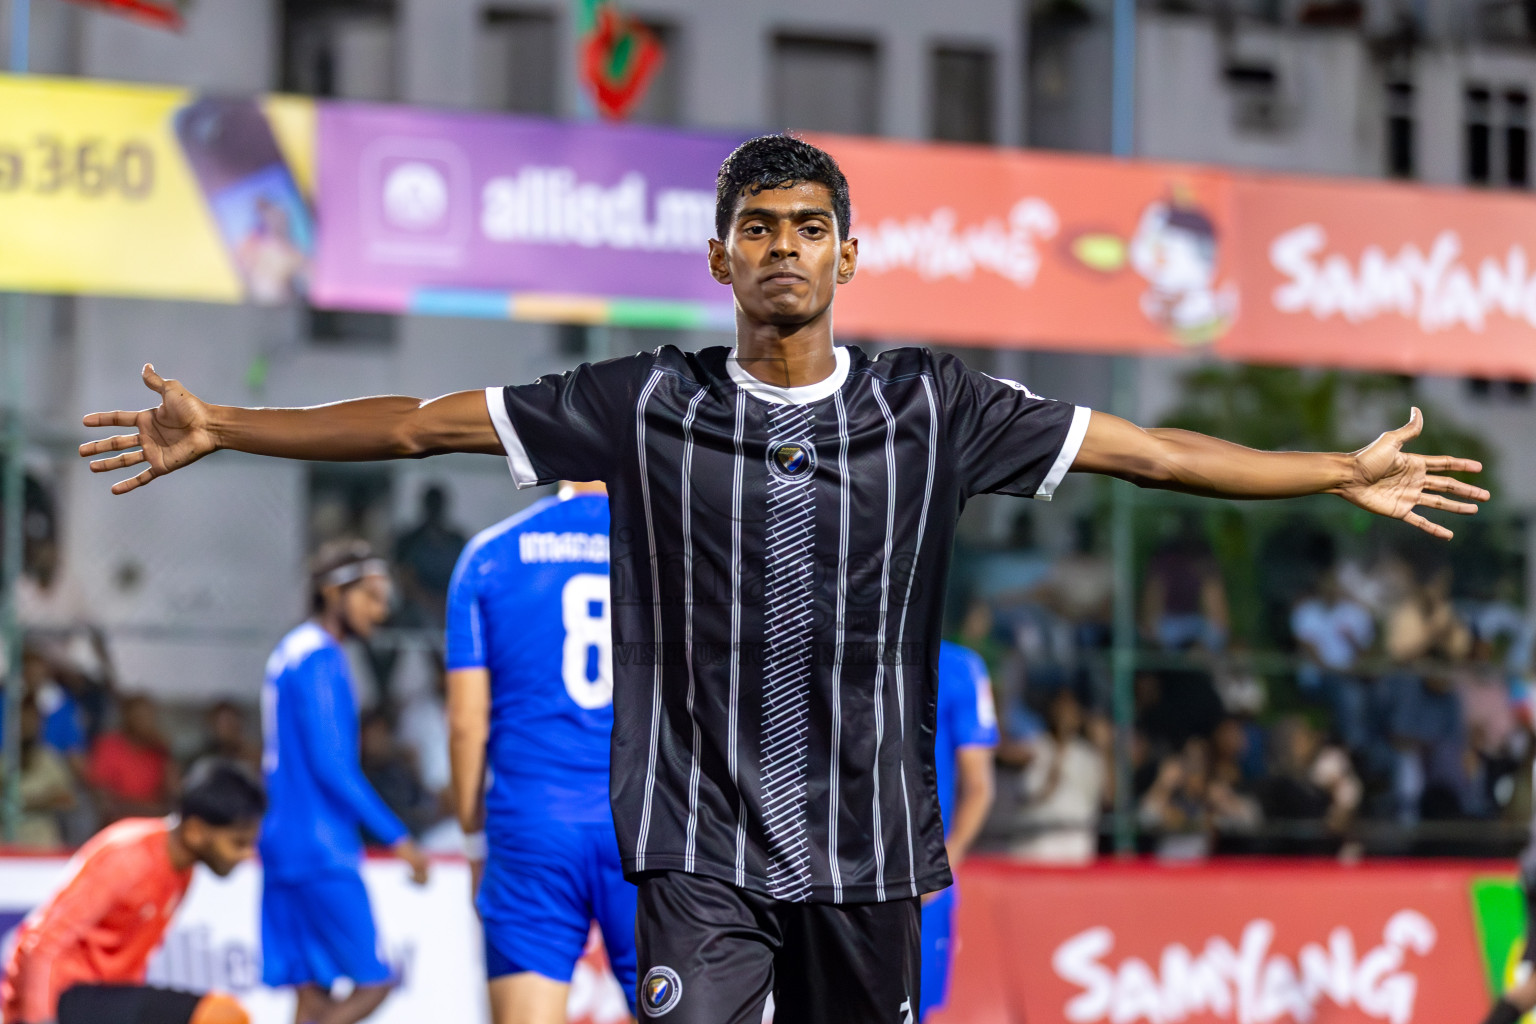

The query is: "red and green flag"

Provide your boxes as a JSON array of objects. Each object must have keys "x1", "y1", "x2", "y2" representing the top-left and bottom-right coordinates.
[{"x1": 576, "y1": 0, "x2": 665, "y2": 121}]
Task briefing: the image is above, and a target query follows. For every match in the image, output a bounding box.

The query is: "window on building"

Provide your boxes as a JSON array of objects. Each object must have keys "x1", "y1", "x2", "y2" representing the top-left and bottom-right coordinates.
[
  {"x1": 282, "y1": 0, "x2": 398, "y2": 101},
  {"x1": 1466, "y1": 376, "x2": 1533, "y2": 403},
  {"x1": 773, "y1": 35, "x2": 880, "y2": 135},
  {"x1": 477, "y1": 7, "x2": 558, "y2": 115},
  {"x1": 308, "y1": 309, "x2": 398, "y2": 347},
  {"x1": 1224, "y1": 62, "x2": 1287, "y2": 135},
  {"x1": 1506, "y1": 89, "x2": 1530, "y2": 187},
  {"x1": 625, "y1": 20, "x2": 682, "y2": 125},
  {"x1": 1386, "y1": 80, "x2": 1415, "y2": 179},
  {"x1": 1466, "y1": 84, "x2": 1493, "y2": 185},
  {"x1": 931, "y1": 46, "x2": 995, "y2": 144}
]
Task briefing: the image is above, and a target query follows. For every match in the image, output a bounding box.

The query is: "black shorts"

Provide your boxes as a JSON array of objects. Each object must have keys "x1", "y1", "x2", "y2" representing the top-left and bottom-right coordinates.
[
  {"x1": 634, "y1": 871, "x2": 921, "y2": 1024},
  {"x1": 58, "y1": 984, "x2": 203, "y2": 1024}
]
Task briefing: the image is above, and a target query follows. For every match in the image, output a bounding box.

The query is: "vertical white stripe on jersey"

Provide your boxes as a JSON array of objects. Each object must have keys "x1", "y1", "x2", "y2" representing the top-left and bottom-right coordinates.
[
  {"x1": 680, "y1": 389, "x2": 708, "y2": 873},
  {"x1": 869, "y1": 377, "x2": 898, "y2": 902},
  {"x1": 888, "y1": 376, "x2": 939, "y2": 897},
  {"x1": 729, "y1": 393, "x2": 748, "y2": 887},
  {"x1": 632, "y1": 369, "x2": 667, "y2": 872},
  {"x1": 759, "y1": 403, "x2": 817, "y2": 903},
  {"x1": 828, "y1": 391, "x2": 851, "y2": 903},
  {"x1": 467, "y1": 592, "x2": 484, "y2": 665}
]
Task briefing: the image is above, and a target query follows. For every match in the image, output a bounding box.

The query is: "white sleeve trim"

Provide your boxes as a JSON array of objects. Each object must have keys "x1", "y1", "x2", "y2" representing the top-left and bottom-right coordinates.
[
  {"x1": 1034, "y1": 405, "x2": 1093, "y2": 502},
  {"x1": 484, "y1": 386, "x2": 540, "y2": 490}
]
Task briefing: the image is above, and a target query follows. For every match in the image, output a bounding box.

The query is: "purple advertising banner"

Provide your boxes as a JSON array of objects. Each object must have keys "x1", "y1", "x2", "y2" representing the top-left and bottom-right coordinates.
[{"x1": 312, "y1": 102, "x2": 750, "y2": 328}]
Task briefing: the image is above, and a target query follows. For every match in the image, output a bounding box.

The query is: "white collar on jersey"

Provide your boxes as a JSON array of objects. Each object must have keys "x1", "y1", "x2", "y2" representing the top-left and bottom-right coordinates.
[{"x1": 726, "y1": 345, "x2": 850, "y2": 406}]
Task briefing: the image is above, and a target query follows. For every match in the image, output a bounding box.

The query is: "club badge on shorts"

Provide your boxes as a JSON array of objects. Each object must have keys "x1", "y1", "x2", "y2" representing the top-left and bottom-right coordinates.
[
  {"x1": 642, "y1": 966, "x2": 683, "y2": 1017},
  {"x1": 767, "y1": 438, "x2": 817, "y2": 482}
]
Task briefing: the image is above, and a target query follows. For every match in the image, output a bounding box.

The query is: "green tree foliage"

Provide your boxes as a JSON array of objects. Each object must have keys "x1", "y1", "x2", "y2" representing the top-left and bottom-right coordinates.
[{"x1": 1138, "y1": 364, "x2": 1503, "y2": 646}]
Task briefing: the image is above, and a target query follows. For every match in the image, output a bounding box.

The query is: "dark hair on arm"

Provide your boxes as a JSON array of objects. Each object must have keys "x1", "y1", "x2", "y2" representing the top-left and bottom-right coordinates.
[
  {"x1": 715, "y1": 134, "x2": 851, "y2": 241},
  {"x1": 180, "y1": 758, "x2": 267, "y2": 827}
]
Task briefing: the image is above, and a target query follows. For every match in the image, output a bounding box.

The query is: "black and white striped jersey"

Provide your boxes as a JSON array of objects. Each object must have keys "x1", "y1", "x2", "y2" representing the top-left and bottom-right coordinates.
[{"x1": 486, "y1": 344, "x2": 1089, "y2": 904}]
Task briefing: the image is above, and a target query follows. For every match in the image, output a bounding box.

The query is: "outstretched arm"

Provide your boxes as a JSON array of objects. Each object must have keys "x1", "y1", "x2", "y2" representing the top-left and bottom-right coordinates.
[
  {"x1": 1070, "y1": 407, "x2": 1488, "y2": 539},
  {"x1": 81, "y1": 365, "x2": 503, "y2": 494}
]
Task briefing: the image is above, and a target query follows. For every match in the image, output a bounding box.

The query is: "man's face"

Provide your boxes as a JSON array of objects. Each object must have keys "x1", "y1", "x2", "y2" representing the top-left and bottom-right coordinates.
[
  {"x1": 708, "y1": 181, "x2": 857, "y2": 328},
  {"x1": 334, "y1": 574, "x2": 392, "y2": 640},
  {"x1": 187, "y1": 819, "x2": 260, "y2": 878}
]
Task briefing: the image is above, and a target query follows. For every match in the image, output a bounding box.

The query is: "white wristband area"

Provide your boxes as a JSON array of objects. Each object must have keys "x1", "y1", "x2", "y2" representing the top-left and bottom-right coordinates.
[{"x1": 462, "y1": 830, "x2": 488, "y2": 860}]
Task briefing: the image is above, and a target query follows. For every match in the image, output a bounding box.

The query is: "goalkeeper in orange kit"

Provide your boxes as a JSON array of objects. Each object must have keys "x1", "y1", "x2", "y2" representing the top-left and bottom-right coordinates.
[{"x1": 1, "y1": 760, "x2": 264, "y2": 1024}]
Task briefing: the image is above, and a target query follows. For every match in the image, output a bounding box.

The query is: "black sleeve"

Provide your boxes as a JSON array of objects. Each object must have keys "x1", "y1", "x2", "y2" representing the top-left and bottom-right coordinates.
[
  {"x1": 488, "y1": 351, "x2": 656, "y2": 487},
  {"x1": 933, "y1": 352, "x2": 1090, "y2": 500}
]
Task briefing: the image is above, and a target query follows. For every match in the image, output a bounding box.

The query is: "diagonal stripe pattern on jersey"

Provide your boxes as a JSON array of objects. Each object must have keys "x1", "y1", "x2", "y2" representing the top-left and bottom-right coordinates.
[{"x1": 759, "y1": 403, "x2": 818, "y2": 902}]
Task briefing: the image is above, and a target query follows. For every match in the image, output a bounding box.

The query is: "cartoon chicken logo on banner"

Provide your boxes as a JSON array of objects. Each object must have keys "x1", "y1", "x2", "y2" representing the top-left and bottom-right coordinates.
[{"x1": 1071, "y1": 185, "x2": 1240, "y2": 347}]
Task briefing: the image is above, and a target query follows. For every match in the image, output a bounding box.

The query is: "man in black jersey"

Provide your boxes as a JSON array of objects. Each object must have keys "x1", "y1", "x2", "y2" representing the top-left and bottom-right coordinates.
[{"x1": 81, "y1": 136, "x2": 1488, "y2": 1024}]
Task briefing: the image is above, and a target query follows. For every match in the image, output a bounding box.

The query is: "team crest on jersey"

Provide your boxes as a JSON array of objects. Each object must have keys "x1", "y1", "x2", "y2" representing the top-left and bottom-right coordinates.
[
  {"x1": 642, "y1": 966, "x2": 683, "y2": 1016},
  {"x1": 767, "y1": 439, "x2": 817, "y2": 481}
]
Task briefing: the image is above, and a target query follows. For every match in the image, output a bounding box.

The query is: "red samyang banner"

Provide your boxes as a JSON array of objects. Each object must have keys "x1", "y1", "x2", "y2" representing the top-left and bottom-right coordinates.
[
  {"x1": 811, "y1": 134, "x2": 1536, "y2": 380},
  {"x1": 928, "y1": 860, "x2": 1493, "y2": 1024}
]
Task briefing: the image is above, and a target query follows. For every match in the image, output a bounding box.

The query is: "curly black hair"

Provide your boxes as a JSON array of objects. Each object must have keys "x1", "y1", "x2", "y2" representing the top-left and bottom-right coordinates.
[
  {"x1": 714, "y1": 134, "x2": 851, "y2": 241},
  {"x1": 180, "y1": 758, "x2": 267, "y2": 827}
]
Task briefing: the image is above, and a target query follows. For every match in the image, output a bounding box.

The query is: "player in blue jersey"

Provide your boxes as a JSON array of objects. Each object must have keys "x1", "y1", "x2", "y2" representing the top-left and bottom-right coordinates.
[
  {"x1": 920, "y1": 641, "x2": 999, "y2": 1022},
  {"x1": 260, "y1": 541, "x2": 431, "y2": 1024},
  {"x1": 445, "y1": 482, "x2": 637, "y2": 1024}
]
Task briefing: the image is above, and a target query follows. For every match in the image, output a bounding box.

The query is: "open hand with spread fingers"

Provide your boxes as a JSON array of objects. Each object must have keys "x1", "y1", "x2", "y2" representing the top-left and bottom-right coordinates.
[
  {"x1": 1334, "y1": 407, "x2": 1489, "y2": 540},
  {"x1": 79, "y1": 365, "x2": 218, "y2": 495}
]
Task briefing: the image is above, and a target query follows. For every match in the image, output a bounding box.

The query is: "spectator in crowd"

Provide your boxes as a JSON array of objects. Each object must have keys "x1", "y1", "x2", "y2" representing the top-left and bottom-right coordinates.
[
  {"x1": 20, "y1": 645, "x2": 88, "y2": 772},
  {"x1": 1139, "y1": 735, "x2": 1261, "y2": 860},
  {"x1": 394, "y1": 485, "x2": 468, "y2": 628},
  {"x1": 1383, "y1": 669, "x2": 1472, "y2": 823},
  {"x1": 1259, "y1": 715, "x2": 1362, "y2": 853},
  {"x1": 1384, "y1": 564, "x2": 1471, "y2": 665},
  {"x1": 186, "y1": 701, "x2": 262, "y2": 774},
  {"x1": 1024, "y1": 516, "x2": 1114, "y2": 653},
  {"x1": 1138, "y1": 738, "x2": 1217, "y2": 860},
  {"x1": 16, "y1": 535, "x2": 118, "y2": 739},
  {"x1": 1458, "y1": 639, "x2": 1521, "y2": 819},
  {"x1": 1211, "y1": 716, "x2": 1262, "y2": 794},
  {"x1": 1379, "y1": 565, "x2": 1475, "y2": 824},
  {"x1": 359, "y1": 711, "x2": 442, "y2": 838},
  {"x1": 1207, "y1": 717, "x2": 1265, "y2": 850},
  {"x1": 1290, "y1": 567, "x2": 1375, "y2": 749},
  {"x1": 86, "y1": 695, "x2": 177, "y2": 824},
  {"x1": 1005, "y1": 689, "x2": 1108, "y2": 865},
  {"x1": 3, "y1": 695, "x2": 77, "y2": 850},
  {"x1": 1213, "y1": 647, "x2": 1268, "y2": 783},
  {"x1": 1141, "y1": 514, "x2": 1228, "y2": 653}
]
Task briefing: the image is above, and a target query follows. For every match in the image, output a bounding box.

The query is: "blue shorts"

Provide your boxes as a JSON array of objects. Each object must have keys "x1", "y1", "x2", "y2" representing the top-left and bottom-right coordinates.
[
  {"x1": 478, "y1": 818, "x2": 638, "y2": 1014},
  {"x1": 261, "y1": 871, "x2": 393, "y2": 989},
  {"x1": 919, "y1": 887, "x2": 957, "y2": 1021}
]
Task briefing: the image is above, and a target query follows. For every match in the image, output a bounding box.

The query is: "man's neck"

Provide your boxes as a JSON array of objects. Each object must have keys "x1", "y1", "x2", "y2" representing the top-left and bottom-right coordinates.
[
  {"x1": 315, "y1": 612, "x2": 347, "y2": 644},
  {"x1": 732, "y1": 316, "x2": 837, "y2": 388},
  {"x1": 165, "y1": 822, "x2": 196, "y2": 872}
]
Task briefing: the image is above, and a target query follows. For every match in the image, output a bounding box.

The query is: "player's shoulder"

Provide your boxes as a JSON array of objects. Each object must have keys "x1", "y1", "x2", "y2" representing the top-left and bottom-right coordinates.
[
  {"x1": 464, "y1": 496, "x2": 564, "y2": 556},
  {"x1": 939, "y1": 640, "x2": 988, "y2": 681},
  {"x1": 857, "y1": 346, "x2": 989, "y2": 396},
  {"x1": 465, "y1": 494, "x2": 608, "y2": 558},
  {"x1": 78, "y1": 818, "x2": 167, "y2": 867},
  {"x1": 265, "y1": 621, "x2": 339, "y2": 677},
  {"x1": 584, "y1": 344, "x2": 696, "y2": 385},
  {"x1": 855, "y1": 345, "x2": 943, "y2": 381}
]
